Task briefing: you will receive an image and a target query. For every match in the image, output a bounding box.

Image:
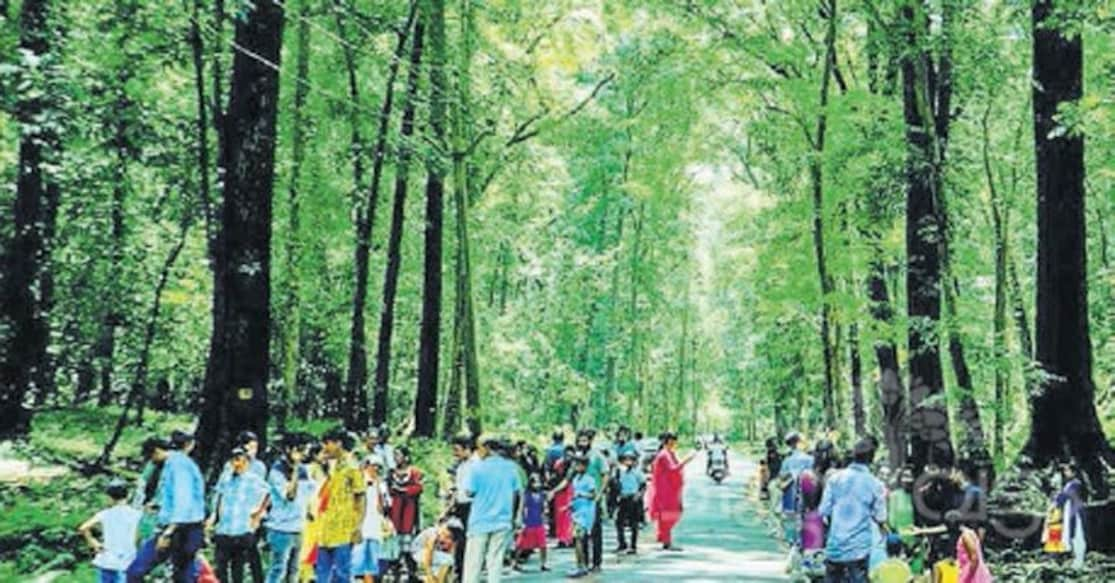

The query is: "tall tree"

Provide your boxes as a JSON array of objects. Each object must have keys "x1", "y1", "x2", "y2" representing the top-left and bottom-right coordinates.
[
  {"x1": 445, "y1": 0, "x2": 482, "y2": 439},
  {"x1": 809, "y1": 0, "x2": 839, "y2": 430},
  {"x1": 338, "y1": 0, "x2": 373, "y2": 431},
  {"x1": 94, "y1": 0, "x2": 140, "y2": 408},
  {"x1": 277, "y1": 0, "x2": 313, "y2": 430},
  {"x1": 196, "y1": 0, "x2": 284, "y2": 470},
  {"x1": 413, "y1": 0, "x2": 447, "y2": 437},
  {"x1": 901, "y1": 0, "x2": 952, "y2": 472},
  {"x1": 0, "y1": 0, "x2": 56, "y2": 437},
  {"x1": 372, "y1": 11, "x2": 424, "y2": 427},
  {"x1": 1025, "y1": 0, "x2": 1114, "y2": 492}
]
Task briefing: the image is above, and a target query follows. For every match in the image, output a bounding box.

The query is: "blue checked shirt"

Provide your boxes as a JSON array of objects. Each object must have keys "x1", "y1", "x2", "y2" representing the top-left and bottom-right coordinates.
[
  {"x1": 215, "y1": 471, "x2": 270, "y2": 536},
  {"x1": 819, "y1": 463, "x2": 887, "y2": 562},
  {"x1": 264, "y1": 461, "x2": 317, "y2": 533},
  {"x1": 157, "y1": 451, "x2": 207, "y2": 525}
]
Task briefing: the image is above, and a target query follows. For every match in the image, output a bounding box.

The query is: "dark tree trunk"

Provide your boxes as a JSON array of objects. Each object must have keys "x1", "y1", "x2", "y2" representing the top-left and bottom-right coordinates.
[
  {"x1": 849, "y1": 322, "x2": 865, "y2": 437},
  {"x1": 372, "y1": 14, "x2": 424, "y2": 428},
  {"x1": 901, "y1": 1, "x2": 950, "y2": 473},
  {"x1": 414, "y1": 0, "x2": 447, "y2": 438},
  {"x1": 810, "y1": 0, "x2": 839, "y2": 431},
  {"x1": 1024, "y1": 0, "x2": 1114, "y2": 493},
  {"x1": 339, "y1": 0, "x2": 372, "y2": 432},
  {"x1": 0, "y1": 0, "x2": 55, "y2": 438},
  {"x1": 196, "y1": 0, "x2": 283, "y2": 471}
]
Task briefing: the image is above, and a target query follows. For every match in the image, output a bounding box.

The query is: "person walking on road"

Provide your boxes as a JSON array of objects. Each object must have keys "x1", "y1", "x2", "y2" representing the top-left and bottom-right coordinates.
[{"x1": 649, "y1": 432, "x2": 696, "y2": 551}]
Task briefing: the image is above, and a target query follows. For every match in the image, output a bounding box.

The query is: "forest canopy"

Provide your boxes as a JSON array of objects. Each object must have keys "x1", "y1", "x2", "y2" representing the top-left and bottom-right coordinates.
[{"x1": 0, "y1": 0, "x2": 1113, "y2": 482}]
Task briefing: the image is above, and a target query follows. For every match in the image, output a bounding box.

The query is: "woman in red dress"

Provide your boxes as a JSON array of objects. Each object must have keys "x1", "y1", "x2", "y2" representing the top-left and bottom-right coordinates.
[
  {"x1": 649, "y1": 432, "x2": 696, "y2": 550},
  {"x1": 388, "y1": 446, "x2": 424, "y2": 579},
  {"x1": 550, "y1": 446, "x2": 575, "y2": 547}
]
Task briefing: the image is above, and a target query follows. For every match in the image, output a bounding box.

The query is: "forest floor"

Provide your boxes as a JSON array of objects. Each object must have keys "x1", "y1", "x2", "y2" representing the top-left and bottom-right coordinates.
[{"x1": 506, "y1": 451, "x2": 788, "y2": 582}]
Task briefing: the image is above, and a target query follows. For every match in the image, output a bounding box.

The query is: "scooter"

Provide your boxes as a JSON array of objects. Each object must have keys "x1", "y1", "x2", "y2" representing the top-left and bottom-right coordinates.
[{"x1": 708, "y1": 456, "x2": 728, "y2": 484}]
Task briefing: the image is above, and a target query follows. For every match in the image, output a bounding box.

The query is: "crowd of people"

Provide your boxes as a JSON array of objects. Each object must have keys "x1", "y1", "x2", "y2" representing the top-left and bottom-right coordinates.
[
  {"x1": 77, "y1": 424, "x2": 704, "y2": 583},
  {"x1": 757, "y1": 430, "x2": 1059, "y2": 583}
]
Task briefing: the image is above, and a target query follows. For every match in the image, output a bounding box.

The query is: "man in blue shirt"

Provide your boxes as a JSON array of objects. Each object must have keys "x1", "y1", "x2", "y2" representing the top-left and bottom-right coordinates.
[
  {"x1": 265, "y1": 433, "x2": 316, "y2": 583},
  {"x1": 461, "y1": 437, "x2": 522, "y2": 583},
  {"x1": 127, "y1": 434, "x2": 207, "y2": 583},
  {"x1": 211, "y1": 448, "x2": 270, "y2": 583},
  {"x1": 819, "y1": 439, "x2": 886, "y2": 583},
  {"x1": 777, "y1": 431, "x2": 814, "y2": 513}
]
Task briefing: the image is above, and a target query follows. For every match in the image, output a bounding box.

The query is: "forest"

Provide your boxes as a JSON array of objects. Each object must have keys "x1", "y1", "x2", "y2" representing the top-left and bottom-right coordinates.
[{"x1": 1, "y1": 0, "x2": 1114, "y2": 579}]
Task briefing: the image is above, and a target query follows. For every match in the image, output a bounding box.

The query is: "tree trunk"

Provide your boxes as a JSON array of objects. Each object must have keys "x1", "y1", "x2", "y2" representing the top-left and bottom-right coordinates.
[
  {"x1": 100, "y1": 222, "x2": 190, "y2": 465},
  {"x1": 195, "y1": 0, "x2": 283, "y2": 471},
  {"x1": 0, "y1": 0, "x2": 55, "y2": 438},
  {"x1": 95, "y1": 20, "x2": 137, "y2": 408},
  {"x1": 849, "y1": 322, "x2": 865, "y2": 437},
  {"x1": 372, "y1": 14, "x2": 424, "y2": 428},
  {"x1": 445, "y1": 0, "x2": 480, "y2": 439},
  {"x1": 982, "y1": 105, "x2": 1010, "y2": 460},
  {"x1": 943, "y1": 280, "x2": 988, "y2": 460},
  {"x1": 413, "y1": 0, "x2": 447, "y2": 438},
  {"x1": 1024, "y1": 0, "x2": 1114, "y2": 493},
  {"x1": 339, "y1": 0, "x2": 372, "y2": 431},
  {"x1": 277, "y1": 0, "x2": 312, "y2": 431},
  {"x1": 901, "y1": 1, "x2": 950, "y2": 472},
  {"x1": 810, "y1": 0, "x2": 838, "y2": 431}
]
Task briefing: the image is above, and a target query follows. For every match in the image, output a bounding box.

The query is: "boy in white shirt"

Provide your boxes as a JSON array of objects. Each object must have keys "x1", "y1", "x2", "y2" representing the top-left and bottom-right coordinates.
[
  {"x1": 79, "y1": 480, "x2": 143, "y2": 583},
  {"x1": 354, "y1": 456, "x2": 392, "y2": 583}
]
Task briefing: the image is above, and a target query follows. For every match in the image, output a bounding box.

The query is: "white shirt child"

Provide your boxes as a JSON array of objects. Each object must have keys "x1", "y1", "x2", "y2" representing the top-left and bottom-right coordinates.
[{"x1": 90, "y1": 505, "x2": 143, "y2": 571}]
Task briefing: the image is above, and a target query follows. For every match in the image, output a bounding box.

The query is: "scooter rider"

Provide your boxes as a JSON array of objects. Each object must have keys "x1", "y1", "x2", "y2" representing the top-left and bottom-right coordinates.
[{"x1": 706, "y1": 434, "x2": 728, "y2": 476}]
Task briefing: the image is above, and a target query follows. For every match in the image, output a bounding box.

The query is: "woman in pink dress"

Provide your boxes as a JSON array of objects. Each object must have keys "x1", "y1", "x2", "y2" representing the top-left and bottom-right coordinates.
[
  {"x1": 649, "y1": 432, "x2": 696, "y2": 550},
  {"x1": 949, "y1": 510, "x2": 993, "y2": 583}
]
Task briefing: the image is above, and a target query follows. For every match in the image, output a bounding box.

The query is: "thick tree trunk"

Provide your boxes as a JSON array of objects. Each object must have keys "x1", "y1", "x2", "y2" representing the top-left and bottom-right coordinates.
[
  {"x1": 277, "y1": 0, "x2": 312, "y2": 431},
  {"x1": 901, "y1": 1, "x2": 950, "y2": 472},
  {"x1": 810, "y1": 0, "x2": 839, "y2": 431},
  {"x1": 1024, "y1": 0, "x2": 1114, "y2": 493},
  {"x1": 414, "y1": 0, "x2": 447, "y2": 438},
  {"x1": 372, "y1": 14, "x2": 424, "y2": 427},
  {"x1": 196, "y1": 0, "x2": 283, "y2": 471},
  {"x1": 0, "y1": 0, "x2": 55, "y2": 438}
]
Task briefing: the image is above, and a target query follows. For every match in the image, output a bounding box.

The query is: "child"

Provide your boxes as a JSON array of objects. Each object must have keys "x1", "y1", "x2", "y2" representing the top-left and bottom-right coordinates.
[
  {"x1": 79, "y1": 480, "x2": 143, "y2": 583},
  {"x1": 614, "y1": 452, "x2": 645, "y2": 555},
  {"x1": 568, "y1": 455, "x2": 596, "y2": 579},
  {"x1": 512, "y1": 474, "x2": 550, "y2": 572},
  {"x1": 412, "y1": 519, "x2": 459, "y2": 583},
  {"x1": 870, "y1": 534, "x2": 913, "y2": 583},
  {"x1": 354, "y1": 456, "x2": 391, "y2": 583}
]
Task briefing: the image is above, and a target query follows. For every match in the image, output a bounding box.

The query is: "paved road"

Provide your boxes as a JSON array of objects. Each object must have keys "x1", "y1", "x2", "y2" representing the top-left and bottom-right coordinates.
[{"x1": 505, "y1": 451, "x2": 788, "y2": 582}]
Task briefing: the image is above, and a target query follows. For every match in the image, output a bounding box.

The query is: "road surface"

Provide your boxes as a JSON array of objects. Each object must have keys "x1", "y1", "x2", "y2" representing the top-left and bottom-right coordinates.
[{"x1": 505, "y1": 451, "x2": 789, "y2": 582}]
